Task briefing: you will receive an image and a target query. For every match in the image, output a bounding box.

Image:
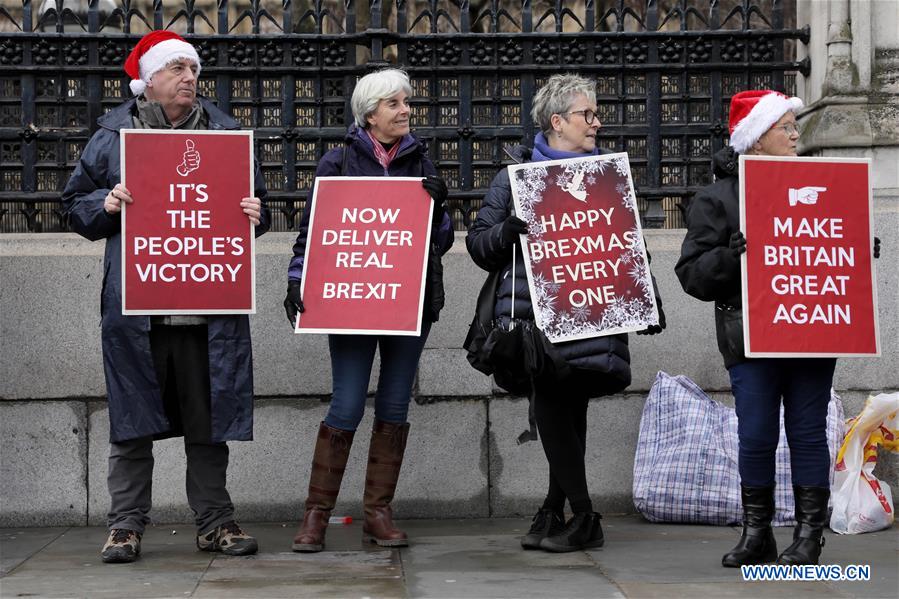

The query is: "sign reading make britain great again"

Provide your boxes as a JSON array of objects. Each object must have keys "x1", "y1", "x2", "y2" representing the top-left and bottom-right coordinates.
[
  {"x1": 120, "y1": 129, "x2": 256, "y2": 314},
  {"x1": 740, "y1": 155, "x2": 879, "y2": 357}
]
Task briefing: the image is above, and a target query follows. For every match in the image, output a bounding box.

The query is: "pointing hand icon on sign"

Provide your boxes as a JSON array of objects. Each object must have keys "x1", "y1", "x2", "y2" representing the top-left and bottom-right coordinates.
[
  {"x1": 176, "y1": 139, "x2": 201, "y2": 176},
  {"x1": 788, "y1": 186, "x2": 826, "y2": 207}
]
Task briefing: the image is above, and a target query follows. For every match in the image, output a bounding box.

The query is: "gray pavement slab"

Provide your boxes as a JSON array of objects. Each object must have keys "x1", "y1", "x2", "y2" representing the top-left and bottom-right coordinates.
[
  {"x1": 0, "y1": 528, "x2": 66, "y2": 576},
  {"x1": 1, "y1": 517, "x2": 896, "y2": 599}
]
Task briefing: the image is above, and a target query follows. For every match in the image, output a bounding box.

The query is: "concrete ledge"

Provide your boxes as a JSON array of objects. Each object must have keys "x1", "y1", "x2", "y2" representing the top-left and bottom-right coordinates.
[
  {"x1": 0, "y1": 402, "x2": 87, "y2": 527},
  {"x1": 2, "y1": 217, "x2": 898, "y2": 526}
]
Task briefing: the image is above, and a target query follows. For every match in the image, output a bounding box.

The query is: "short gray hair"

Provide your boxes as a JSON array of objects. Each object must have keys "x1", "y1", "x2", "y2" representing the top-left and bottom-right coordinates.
[
  {"x1": 351, "y1": 68, "x2": 413, "y2": 128},
  {"x1": 531, "y1": 74, "x2": 597, "y2": 134}
]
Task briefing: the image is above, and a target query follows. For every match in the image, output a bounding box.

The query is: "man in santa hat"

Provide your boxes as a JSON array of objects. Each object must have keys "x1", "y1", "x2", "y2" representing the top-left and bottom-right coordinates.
[{"x1": 62, "y1": 30, "x2": 270, "y2": 563}]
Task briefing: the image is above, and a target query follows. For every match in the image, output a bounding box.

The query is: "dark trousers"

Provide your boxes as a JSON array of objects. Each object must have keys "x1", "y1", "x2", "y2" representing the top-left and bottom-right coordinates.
[
  {"x1": 107, "y1": 325, "x2": 234, "y2": 534},
  {"x1": 324, "y1": 322, "x2": 431, "y2": 431},
  {"x1": 533, "y1": 378, "x2": 592, "y2": 514},
  {"x1": 728, "y1": 358, "x2": 837, "y2": 488}
]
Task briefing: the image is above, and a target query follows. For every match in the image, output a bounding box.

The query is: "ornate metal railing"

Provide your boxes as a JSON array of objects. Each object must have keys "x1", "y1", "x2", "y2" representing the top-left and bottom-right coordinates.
[{"x1": 0, "y1": 0, "x2": 808, "y2": 233}]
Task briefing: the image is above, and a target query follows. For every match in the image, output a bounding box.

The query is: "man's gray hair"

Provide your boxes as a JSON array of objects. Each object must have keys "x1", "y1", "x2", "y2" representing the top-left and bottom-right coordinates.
[
  {"x1": 531, "y1": 73, "x2": 597, "y2": 134},
  {"x1": 351, "y1": 68, "x2": 413, "y2": 128}
]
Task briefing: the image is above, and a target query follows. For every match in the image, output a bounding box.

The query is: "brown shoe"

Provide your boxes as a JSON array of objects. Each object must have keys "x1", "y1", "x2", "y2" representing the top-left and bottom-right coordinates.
[
  {"x1": 291, "y1": 422, "x2": 354, "y2": 553},
  {"x1": 101, "y1": 529, "x2": 141, "y2": 563},
  {"x1": 197, "y1": 521, "x2": 258, "y2": 556},
  {"x1": 362, "y1": 420, "x2": 410, "y2": 547}
]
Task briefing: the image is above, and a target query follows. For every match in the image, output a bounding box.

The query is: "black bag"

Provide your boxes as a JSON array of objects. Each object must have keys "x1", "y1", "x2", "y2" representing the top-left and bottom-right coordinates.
[
  {"x1": 463, "y1": 269, "x2": 502, "y2": 375},
  {"x1": 463, "y1": 251, "x2": 570, "y2": 443}
]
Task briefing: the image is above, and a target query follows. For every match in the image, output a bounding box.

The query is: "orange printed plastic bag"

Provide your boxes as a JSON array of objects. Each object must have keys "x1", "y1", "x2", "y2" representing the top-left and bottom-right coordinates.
[{"x1": 830, "y1": 392, "x2": 899, "y2": 534}]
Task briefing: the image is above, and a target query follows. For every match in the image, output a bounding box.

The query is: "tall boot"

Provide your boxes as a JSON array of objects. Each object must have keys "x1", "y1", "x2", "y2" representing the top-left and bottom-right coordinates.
[
  {"x1": 363, "y1": 420, "x2": 410, "y2": 547},
  {"x1": 722, "y1": 485, "x2": 778, "y2": 567},
  {"x1": 776, "y1": 485, "x2": 829, "y2": 565},
  {"x1": 292, "y1": 422, "x2": 354, "y2": 552}
]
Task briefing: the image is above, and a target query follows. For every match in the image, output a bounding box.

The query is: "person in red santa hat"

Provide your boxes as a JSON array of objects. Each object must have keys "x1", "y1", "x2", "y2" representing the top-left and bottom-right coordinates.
[
  {"x1": 674, "y1": 90, "x2": 880, "y2": 568},
  {"x1": 62, "y1": 30, "x2": 270, "y2": 563}
]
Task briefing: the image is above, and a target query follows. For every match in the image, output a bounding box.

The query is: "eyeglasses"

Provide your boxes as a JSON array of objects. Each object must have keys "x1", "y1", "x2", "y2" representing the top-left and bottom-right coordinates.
[
  {"x1": 564, "y1": 109, "x2": 598, "y2": 125},
  {"x1": 773, "y1": 122, "x2": 800, "y2": 136}
]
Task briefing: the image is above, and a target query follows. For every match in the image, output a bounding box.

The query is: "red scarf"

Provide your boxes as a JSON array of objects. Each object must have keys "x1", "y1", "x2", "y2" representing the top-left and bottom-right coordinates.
[{"x1": 366, "y1": 129, "x2": 402, "y2": 171}]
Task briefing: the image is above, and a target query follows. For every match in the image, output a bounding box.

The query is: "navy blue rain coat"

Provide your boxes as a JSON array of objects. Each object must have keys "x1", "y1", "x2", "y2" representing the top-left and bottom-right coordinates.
[{"x1": 62, "y1": 97, "x2": 271, "y2": 443}]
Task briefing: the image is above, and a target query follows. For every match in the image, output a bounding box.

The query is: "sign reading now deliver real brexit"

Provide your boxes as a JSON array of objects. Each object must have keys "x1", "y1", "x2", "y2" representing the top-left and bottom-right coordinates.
[
  {"x1": 296, "y1": 177, "x2": 433, "y2": 336},
  {"x1": 120, "y1": 129, "x2": 256, "y2": 314},
  {"x1": 740, "y1": 156, "x2": 879, "y2": 357}
]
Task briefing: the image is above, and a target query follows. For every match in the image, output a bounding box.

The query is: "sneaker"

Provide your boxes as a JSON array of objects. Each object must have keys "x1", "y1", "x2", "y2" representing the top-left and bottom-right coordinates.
[
  {"x1": 101, "y1": 529, "x2": 141, "y2": 563},
  {"x1": 196, "y1": 521, "x2": 258, "y2": 556},
  {"x1": 539, "y1": 511, "x2": 604, "y2": 553},
  {"x1": 521, "y1": 508, "x2": 565, "y2": 550}
]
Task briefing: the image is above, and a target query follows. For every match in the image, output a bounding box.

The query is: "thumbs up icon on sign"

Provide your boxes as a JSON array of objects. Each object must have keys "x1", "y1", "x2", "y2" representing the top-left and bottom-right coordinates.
[
  {"x1": 176, "y1": 139, "x2": 201, "y2": 176},
  {"x1": 788, "y1": 186, "x2": 826, "y2": 207}
]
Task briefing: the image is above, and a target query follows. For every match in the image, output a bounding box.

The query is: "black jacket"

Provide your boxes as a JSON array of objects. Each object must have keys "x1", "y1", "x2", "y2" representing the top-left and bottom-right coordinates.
[
  {"x1": 675, "y1": 146, "x2": 745, "y2": 367},
  {"x1": 466, "y1": 145, "x2": 635, "y2": 397}
]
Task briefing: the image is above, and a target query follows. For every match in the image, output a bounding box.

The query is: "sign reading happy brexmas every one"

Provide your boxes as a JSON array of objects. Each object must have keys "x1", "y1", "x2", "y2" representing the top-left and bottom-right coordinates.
[
  {"x1": 121, "y1": 129, "x2": 256, "y2": 314},
  {"x1": 295, "y1": 177, "x2": 433, "y2": 336},
  {"x1": 740, "y1": 155, "x2": 879, "y2": 357},
  {"x1": 509, "y1": 153, "x2": 659, "y2": 344}
]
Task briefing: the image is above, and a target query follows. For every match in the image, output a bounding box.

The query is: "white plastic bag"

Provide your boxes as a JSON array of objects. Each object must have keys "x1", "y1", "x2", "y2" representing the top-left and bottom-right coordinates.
[{"x1": 830, "y1": 392, "x2": 899, "y2": 534}]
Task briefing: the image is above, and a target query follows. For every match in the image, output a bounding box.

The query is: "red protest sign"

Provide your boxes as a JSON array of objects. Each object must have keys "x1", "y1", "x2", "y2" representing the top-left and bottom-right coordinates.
[
  {"x1": 740, "y1": 156, "x2": 879, "y2": 357},
  {"x1": 510, "y1": 153, "x2": 659, "y2": 343},
  {"x1": 120, "y1": 129, "x2": 255, "y2": 314},
  {"x1": 296, "y1": 177, "x2": 433, "y2": 335}
]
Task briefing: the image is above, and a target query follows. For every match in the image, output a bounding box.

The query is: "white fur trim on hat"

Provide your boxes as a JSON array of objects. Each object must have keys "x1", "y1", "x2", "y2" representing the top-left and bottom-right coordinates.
[
  {"x1": 729, "y1": 92, "x2": 803, "y2": 154},
  {"x1": 130, "y1": 38, "x2": 201, "y2": 96}
]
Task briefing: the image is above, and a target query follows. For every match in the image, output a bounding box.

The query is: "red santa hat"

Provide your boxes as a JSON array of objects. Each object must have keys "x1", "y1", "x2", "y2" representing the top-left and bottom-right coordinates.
[
  {"x1": 728, "y1": 90, "x2": 803, "y2": 154},
  {"x1": 124, "y1": 31, "x2": 201, "y2": 96}
]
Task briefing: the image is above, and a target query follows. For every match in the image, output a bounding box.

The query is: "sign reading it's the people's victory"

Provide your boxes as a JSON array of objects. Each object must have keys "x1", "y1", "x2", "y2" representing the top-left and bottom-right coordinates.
[
  {"x1": 509, "y1": 153, "x2": 660, "y2": 344},
  {"x1": 295, "y1": 177, "x2": 433, "y2": 336},
  {"x1": 121, "y1": 130, "x2": 256, "y2": 314},
  {"x1": 740, "y1": 156, "x2": 879, "y2": 357}
]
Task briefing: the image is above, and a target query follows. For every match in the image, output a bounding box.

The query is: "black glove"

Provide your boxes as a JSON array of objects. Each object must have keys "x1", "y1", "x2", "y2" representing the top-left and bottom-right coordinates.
[
  {"x1": 422, "y1": 176, "x2": 448, "y2": 226},
  {"x1": 874, "y1": 236, "x2": 880, "y2": 259},
  {"x1": 501, "y1": 215, "x2": 528, "y2": 245},
  {"x1": 729, "y1": 231, "x2": 746, "y2": 258},
  {"x1": 283, "y1": 280, "x2": 304, "y2": 327},
  {"x1": 637, "y1": 304, "x2": 667, "y2": 335}
]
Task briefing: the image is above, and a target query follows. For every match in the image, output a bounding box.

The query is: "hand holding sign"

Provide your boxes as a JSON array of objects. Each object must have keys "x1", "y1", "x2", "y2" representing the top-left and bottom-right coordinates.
[
  {"x1": 788, "y1": 186, "x2": 826, "y2": 207},
  {"x1": 104, "y1": 183, "x2": 133, "y2": 215},
  {"x1": 176, "y1": 139, "x2": 201, "y2": 176},
  {"x1": 240, "y1": 196, "x2": 262, "y2": 226}
]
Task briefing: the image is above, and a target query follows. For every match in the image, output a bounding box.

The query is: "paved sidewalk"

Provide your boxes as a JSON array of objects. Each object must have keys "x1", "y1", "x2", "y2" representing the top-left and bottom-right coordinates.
[{"x1": 1, "y1": 516, "x2": 896, "y2": 598}]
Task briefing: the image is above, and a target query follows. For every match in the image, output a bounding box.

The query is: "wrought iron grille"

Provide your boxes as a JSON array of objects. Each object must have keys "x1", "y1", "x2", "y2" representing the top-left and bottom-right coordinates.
[{"x1": 0, "y1": 0, "x2": 808, "y2": 233}]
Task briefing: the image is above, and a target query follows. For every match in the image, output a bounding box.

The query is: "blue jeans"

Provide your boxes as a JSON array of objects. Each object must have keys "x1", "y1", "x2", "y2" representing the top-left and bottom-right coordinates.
[
  {"x1": 728, "y1": 358, "x2": 836, "y2": 488},
  {"x1": 324, "y1": 322, "x2": 431, "y2": 431}
]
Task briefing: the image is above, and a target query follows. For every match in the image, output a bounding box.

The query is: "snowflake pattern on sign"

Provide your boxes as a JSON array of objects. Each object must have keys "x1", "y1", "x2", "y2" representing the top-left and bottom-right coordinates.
[{"x1": 510, "y1": 153, "x2": 657, "y2": 342}]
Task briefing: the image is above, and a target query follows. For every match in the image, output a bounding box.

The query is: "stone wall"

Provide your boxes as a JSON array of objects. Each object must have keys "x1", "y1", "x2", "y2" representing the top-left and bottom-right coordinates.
[{"x1": 2, "y1": 229, "x2": 896, "y2": 527}]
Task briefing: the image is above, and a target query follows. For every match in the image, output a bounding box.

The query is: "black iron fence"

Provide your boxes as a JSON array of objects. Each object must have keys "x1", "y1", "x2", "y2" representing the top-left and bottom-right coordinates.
[{"x1": 0, "y1": 1, "x2": 808, "y2": 233}]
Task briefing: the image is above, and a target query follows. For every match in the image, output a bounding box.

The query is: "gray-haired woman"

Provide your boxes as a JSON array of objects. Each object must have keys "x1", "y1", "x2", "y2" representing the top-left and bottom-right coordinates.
[
  {"x1": 467, "y1": 74, "x2": 665, "y2": 552},
  {"x1": 285, "y1": 68, "x2": 454, "y2": 552}
]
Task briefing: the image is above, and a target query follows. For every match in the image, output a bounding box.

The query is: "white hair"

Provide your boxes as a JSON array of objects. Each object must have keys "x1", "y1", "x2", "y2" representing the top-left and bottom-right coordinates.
[
  {"x1": 531, "y1": 73, "x2": 596, "y2": 134},
  {"x1": 351, "y1": 68, "x2": 413, "y2": 128}
]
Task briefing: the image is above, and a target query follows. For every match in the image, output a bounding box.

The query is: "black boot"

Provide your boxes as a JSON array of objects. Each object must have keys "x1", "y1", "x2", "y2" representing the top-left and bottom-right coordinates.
[
  {"x1": 521, "y1": 508, "x2": 565, "y2": 550},
  {"x1": 539, "y1": 512, "x2": 603, "y2": 552},
  {"x1": 776, "y1": 486, "x2": 829, "y2": 565},
  {"x1": 722, "y1": 485, "x2": 777, "y2": 568}
]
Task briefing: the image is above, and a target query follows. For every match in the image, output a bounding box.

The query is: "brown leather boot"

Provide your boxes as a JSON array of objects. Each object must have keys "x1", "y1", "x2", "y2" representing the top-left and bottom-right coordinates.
[
  {"x1": 363, "y1": 420, "x2": 410, "y2": 547},
  {"x1": 292, "y1": 422, "x2": 354, "y2": 552}
]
